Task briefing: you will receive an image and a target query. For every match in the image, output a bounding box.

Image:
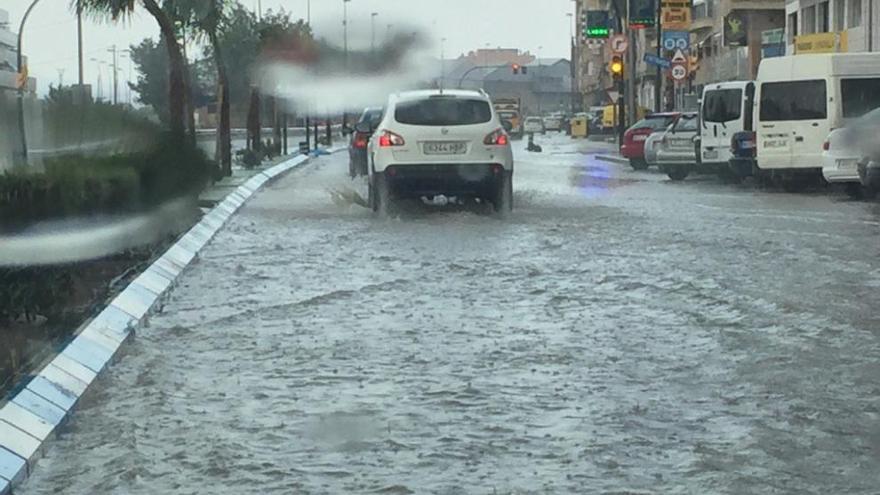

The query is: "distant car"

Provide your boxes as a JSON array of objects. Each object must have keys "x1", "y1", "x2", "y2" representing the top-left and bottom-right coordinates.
[
  {"x1": 543, "y1": 115, "x2": 563, "y2": 132},
  {"x1": 643, "y1": 126, "x2": 670, "y2": 167},
  {"x1": 655, "y1": 112, "x2": 700, "y2": 181},
  {"x1": 367, "y1": 89, "x2": 514, "y2": 214},
  {"x1": 821, "y1": 107, "x2": 880, "y2": 198},
  {"x1": 348, "y1": 107, "x2": 384, "y2": 177},
  {"x1": 620, "y1": 112, "x2": 679, "y2": 170},
  {"x1": 523, "y1": 116, "x2": 545, "y2": 134}
]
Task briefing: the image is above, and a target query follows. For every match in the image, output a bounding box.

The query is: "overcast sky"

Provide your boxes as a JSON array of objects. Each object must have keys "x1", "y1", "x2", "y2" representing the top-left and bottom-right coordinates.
[{"x1": 2, "y1": 0, "x2": 576, "y2": 97}]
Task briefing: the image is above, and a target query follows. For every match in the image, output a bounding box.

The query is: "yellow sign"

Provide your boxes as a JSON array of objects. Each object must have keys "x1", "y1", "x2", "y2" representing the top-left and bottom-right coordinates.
[
  {"x1": 794, "y1": 31, "x2": 848, "y2": 54},
  {"x1": 661, "y1": 0, "x2": 692, "y2": 30}
]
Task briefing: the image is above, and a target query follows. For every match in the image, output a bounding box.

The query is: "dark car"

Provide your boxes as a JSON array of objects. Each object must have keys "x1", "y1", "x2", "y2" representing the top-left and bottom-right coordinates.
[
  {"x1": 348, "y1": 107, "x2": 384, "y2": 177},
  {"x1": 620, "y1": 112, "x2": 679, "y2": 170}
]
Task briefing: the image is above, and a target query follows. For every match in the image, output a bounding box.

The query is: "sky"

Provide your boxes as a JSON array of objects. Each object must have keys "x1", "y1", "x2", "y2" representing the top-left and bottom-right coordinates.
[{"x1": 1, "y1": 0, "x2": 577, "y2": 97}]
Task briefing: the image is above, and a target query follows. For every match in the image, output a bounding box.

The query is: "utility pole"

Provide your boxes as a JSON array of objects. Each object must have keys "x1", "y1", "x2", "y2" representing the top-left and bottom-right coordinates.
[
  {"x1": 440, "y1": 37, "x2": 447, "y2": 89},
  {"x1": 57, "y1": 68, "x2": 65, "y2": 87},
  {"x1": 77, "y1": 1, "x2": 84, "y2": 86},
  {"x1": 655, "y1": 0, "x2": 662, "y2": 112},
  {"x1": 371, "y1": 12, "x2": 378, "y2": 55},
  {"x1": 342, "y1": 0, "x2": 351, "y2": 128},
  {"x1": 109, "y1": 45, "x2": 118, "y2": 105}
]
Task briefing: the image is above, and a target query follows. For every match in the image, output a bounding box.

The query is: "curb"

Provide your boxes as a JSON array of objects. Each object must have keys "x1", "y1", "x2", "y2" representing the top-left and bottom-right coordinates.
[
  {"x1": 595, "y1": 154, "x2": 628, "y2": 165},
  {"x1": 0, "y1": 151, "x2": 325, "y2": 494}
]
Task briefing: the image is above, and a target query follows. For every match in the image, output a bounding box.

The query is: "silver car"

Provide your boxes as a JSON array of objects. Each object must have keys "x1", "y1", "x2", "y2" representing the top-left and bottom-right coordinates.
[
  {"x1": 644, "y1": 126, "x2": 670, "y2": 167},
  {"x1": 656, "y1": 112, "x2": 699, "y2": 181}
]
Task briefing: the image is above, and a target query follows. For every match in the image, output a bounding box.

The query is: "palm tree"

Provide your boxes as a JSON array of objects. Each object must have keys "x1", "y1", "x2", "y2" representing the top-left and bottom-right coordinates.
[
  {"x1": 179, "y1": 0, "x2": 232, "y2": 176},
  {"x1": 76, "y1": 0, "x2": 188, "y2": 138}
]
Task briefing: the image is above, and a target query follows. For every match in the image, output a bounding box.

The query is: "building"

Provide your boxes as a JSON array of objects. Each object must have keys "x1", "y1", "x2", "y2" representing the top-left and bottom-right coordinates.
[
  {"x1": 0, "y1": 8, "x2": 36, "y2": 93},
  {"x1": 482, "y1": 59, "x2": 573, "y2": 116},
  {"x1": 785, "y1": 0, "x2": 879, "y2": 54},
  {"x1": 690, "y1": 0, "x2": 785, "y2": 88}
]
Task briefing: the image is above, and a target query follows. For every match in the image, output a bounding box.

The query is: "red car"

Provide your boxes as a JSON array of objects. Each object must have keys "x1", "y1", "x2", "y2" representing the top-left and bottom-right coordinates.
[{"x1": 621, "y1": 112, "x2": 679, "y2": 170}]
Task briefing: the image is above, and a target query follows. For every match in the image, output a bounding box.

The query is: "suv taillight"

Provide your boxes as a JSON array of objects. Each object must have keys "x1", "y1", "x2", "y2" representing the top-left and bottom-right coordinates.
[
  {"x1": 484, "y1": 128, "x2": 509, "y2": 146},
  {"x1": 822, "y1": 140, "x2": 830, "y2": 151},
  {"x1": 378, "y1": 131, "x2": 405, "y2": 147}
]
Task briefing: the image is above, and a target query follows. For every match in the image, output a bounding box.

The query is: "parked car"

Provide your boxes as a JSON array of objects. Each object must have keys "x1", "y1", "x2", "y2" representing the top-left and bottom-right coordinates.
[
  {"x1": 755, "y1": 52, "x2": 880, "y2": 191},
  {"x1": 822, "y1": 107, "x2": 880, "y2": 197},
  {"x1": 523, "y1": 116, "x2": 545, "y2": 134},
  {"x1": 655, "y1": 112, "x2": 700, "y2": 181},
  {"x1": 620, "y1": 112, "x2": 680, "y2": 170},
  {"x1": 858, "y1": 158, "x2": 880, "y2": 197},
  {"x1": 367, "y1": 89, "x2": 514, "y2": 214},
  {"x1": 348, "y1": 107, "x2": 384, "y2": 177},
  {"x1": 643, "y1": 126, "x2": 670, "y2": 167},
  {"x1": 729, "y1": 130, "x2": 757, "y2": 180},
  {"x1": 700, "y1": 80, "x2": 755, "y2": 182},
  {"x1": 543, "y1": 115, "x2": 563, "y2": 132}
]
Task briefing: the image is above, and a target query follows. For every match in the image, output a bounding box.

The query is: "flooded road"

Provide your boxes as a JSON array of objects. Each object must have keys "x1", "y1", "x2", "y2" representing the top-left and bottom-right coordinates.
[{"x1": 19, "y1": 134, "x2": 880, "y2": 494}]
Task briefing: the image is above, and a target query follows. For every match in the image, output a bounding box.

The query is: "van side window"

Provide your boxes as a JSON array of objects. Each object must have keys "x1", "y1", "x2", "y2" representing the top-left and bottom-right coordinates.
[
  {"x1": 703, "y1": 89, "x2": 742, "y2": 123},
  {"x1": 759, "y1": 80, "x2": 827, "y2": 121},
  {"x1": 744, "y1": 83, "x2": 755, "y2": 132},
  {"x1": 841, "y1": 78, "x2": 880, "y2": 118}
]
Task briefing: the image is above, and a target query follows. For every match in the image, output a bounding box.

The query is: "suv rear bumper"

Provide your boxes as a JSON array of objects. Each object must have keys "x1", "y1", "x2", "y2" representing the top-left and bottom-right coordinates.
[{"x1": 381, "y1": 164, "x2": 509, "y2": 198}]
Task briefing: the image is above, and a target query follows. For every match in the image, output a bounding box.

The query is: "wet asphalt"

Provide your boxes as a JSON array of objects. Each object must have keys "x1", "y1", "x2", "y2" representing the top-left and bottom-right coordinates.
[{"x1": 17, "y1": 134, "x2": 880, "y2": 494}]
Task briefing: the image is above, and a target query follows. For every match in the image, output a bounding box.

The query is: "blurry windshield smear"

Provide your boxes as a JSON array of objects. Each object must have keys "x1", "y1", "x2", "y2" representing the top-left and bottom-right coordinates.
[{"x1": 259, "y1": 25, "x2": 433, "y2": 114}]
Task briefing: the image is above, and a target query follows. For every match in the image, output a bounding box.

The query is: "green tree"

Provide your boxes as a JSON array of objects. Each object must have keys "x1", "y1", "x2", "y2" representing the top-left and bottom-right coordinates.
[
  {"x1": 129, "y1": 37, "x2": 170, "y2": 124},
  {"x1": 76, "y1": 0, "x2": 188, "y2": 138}
]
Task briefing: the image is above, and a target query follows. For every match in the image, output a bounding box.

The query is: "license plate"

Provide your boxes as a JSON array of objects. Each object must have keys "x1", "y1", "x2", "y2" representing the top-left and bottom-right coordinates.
[
  {"x1": 742, "y1": 140, "x2": 756, "y2": 149},
  {"x1": 633, "y1": 135, "x2": 648, "y2": 142},
  {"x1": 838, "y1": 159, "x2": 858, "y2": 170},
  {"x1": 764, "y1": 139, "x2": 788, "y2": 149},
  {"x1": 703, "y1": 150, "x2": 719, "y2": 159},
  {"x1": 423, "y1": 142, "x2": 467, "y2": 155}
]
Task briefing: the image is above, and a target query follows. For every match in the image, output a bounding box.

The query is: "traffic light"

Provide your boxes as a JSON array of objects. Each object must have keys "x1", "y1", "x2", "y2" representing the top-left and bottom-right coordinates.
[
  {"x1": 609, "y1": 55, "x2": 624, "y2": 81},
  {"x1": 512, "y1": 63, "x2": 520, "y2": 75},
  {"x1": 511, "y1": 64, "x2": 528, "y2": 75}
]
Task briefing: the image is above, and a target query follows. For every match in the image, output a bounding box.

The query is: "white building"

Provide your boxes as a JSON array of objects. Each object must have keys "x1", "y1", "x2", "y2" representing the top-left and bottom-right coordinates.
[
  {"x1": 785, "y1": 0, "x2": 879, "y2": 53},
  {"x1": 0, "y1": 8, "x2": 35, "y2": 92}
]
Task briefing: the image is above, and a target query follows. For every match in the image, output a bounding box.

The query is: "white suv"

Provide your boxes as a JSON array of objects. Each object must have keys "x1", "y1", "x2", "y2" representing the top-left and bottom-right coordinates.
[{"x1": 364, "y1": 89, "x2": 514, "y2": 213}]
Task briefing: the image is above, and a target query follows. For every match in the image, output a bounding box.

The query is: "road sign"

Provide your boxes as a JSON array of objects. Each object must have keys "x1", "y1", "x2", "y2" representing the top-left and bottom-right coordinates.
[
  {"x1": 607, "y1": 90, "x2": 620, "y2": 102},
  {"x1": 670, "y1": 61, "x2": 688, "y2": 80},
  {"x1": 610, "y1": 34, "x2": 628, "y2": 54},
  {"x1": 644, "y1": 53, "x2": 672, "y2": 69},
  {"x1": 671, "y1": 49, "x2": 688, "y2": 63},
  {"x1": 662, "y1": 31, "x2": 690, "y2": 51}
]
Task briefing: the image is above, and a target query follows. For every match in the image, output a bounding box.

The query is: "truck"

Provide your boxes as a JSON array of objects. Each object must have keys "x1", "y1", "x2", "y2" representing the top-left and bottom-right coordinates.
[{"x1": 493, "y1": 97, "x2": 524, "y2": 140}]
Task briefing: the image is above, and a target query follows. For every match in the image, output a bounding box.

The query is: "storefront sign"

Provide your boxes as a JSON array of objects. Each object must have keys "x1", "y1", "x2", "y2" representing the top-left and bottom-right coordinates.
[{"x1": 794, "y1": 31, "x2": 848, "y2": 54}]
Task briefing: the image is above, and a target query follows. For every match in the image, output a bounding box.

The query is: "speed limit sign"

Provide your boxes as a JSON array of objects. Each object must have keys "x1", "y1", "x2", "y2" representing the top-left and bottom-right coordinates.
[{"x1": 670, "y1": 62, "x2": 688, "y2": 80}]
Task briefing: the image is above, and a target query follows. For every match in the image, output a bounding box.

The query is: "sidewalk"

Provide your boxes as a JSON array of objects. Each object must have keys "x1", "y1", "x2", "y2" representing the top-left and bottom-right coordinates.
[{"x1": 198, "y1": 151, "x2": 311, "y2": 208}]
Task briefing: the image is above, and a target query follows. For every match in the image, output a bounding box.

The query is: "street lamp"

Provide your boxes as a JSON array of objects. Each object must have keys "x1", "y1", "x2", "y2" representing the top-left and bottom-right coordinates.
[
  {"x1": 342, "y1": 0, "x2": 351, "y2": 128},
  {"x1": 14, "y1": 0, "x2": 43, "y2": 166},
  {"x1": 371, "y1": 12, "x2": 378, "y2": 54}
]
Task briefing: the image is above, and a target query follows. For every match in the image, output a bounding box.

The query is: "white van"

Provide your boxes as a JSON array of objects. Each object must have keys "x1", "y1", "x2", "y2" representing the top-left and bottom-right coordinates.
[
  {"x1": 700, "y1": 81, "x2": 755, "y2": 178},
  {"x1": 755, "y1": 53, "x2": 880, "y2": 186}
]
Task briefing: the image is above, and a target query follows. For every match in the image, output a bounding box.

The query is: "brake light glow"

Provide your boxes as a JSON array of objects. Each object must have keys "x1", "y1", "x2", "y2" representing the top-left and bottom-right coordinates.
[
  {"x1": 484, "y1": 128, "x2": 509, "y2": 146},
  {"x1": 379, "y1": 131, "x2": 405, "y2": 147},
  {"x1": 354, "y1": 133, "x2": 369, "y2": 149}
]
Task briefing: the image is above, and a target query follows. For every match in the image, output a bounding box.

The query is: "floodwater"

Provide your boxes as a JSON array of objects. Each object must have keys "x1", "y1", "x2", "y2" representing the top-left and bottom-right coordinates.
[{"x1": 18, "y1": 134, "x2": 880, "y2": 494}]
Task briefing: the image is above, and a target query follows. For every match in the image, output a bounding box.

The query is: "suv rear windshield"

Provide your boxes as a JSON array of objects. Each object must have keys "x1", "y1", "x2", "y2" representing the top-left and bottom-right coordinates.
[
  {"x1": 703, "y1": 89, "x2": 742, "y2": 123},
  {"x1": 675, "y1": 115, "x2": 699, "y2": 132},
  {"x1": 759, "y1": 80, "x2": 827, "y2": 121},
  {"x1": 634, "y1": 116, "x2": 676, "y2": 130},
  {"x1": 360, "y1": 109, "x2": 383, "y2": 126},
  {"x1": 394, "y1": 98, "x2": 492, "y2": 126}
]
